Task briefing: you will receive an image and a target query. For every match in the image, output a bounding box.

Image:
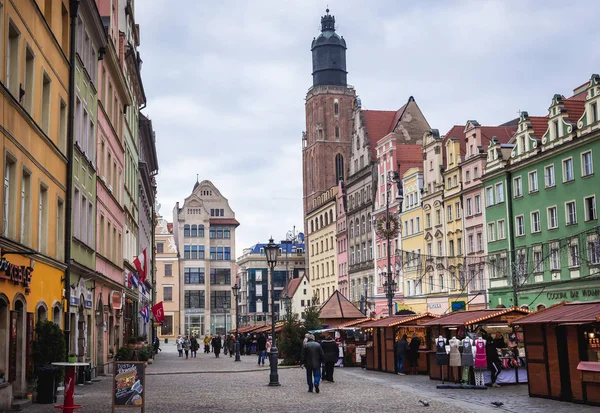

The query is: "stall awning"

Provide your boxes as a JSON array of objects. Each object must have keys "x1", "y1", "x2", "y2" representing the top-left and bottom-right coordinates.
[
  {"x1": 510, "y1": 301, "x2": 600, "y2": 325},
  {"x1": 337, "y1": 318, "x2": 370, "y2": 328},
  {"x1": 252, "y1": 322, "x2": 284, "y2": 334},
  {"x1": 421, "y1": 307, "x2": 530, "y2": 328},
  {"x1": 359, "y1": 313, "x2": 439, "y2": 328},
  {"x1": 236, "y1": 325, "x2": 265, "y2": 334}
]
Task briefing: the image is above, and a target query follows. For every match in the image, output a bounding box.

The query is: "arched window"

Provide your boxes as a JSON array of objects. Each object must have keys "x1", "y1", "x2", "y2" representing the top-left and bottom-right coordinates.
[
  {"x1": 350, "y1": 223, "x2": 354, "y2": 238},
  {"x1": 52, "y1": 303, "x2": 61, "y2": 326},
  {"x1": 361, "y1": 216, "x2": 366, "y2": 234},
  {"x1": 536, "y1": 304, "x2": 546, "y2": 311},
  {"x1": 198, "y1": 225, "x2": 205, "y2": 237},
  {"x1": 367, "y1": 214, "x2": 372, "y2": 232},
  {"x1": 320, "y1": 215, "x2": 324, "y2": 228},
  {"x1": 36, "y1": 302, "x2": 48, "y2": 323},
  {"x1": 334, "y1": 100, "x2": 339, "y2": 116},
  {"x1": 311, "y1": 220, "x2": 314, "y2": 233},
  {"x1": 191, "y1": 224, "x2": 197, "y2": 237},
  {"x1": 335, "y1": 154, "x2": 344, "y2": 183},
  {"x1": 329, "y1": 210, "x2": 333, "y2": 224},
  {"x1": 184, "y1": 224, "x2": 190, "y2": 237},
  {"x1": 355, "y1": 219, "x2": 360, "y2": 236},
  {"x1": 335, "y1": 126, "x2": 340, "y2": 140}
]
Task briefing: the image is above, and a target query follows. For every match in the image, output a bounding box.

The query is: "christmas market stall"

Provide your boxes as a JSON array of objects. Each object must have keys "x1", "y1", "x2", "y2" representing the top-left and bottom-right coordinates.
[
  {"x1": 319, "y1": 290, "x2": 367, "y2": 328},
  {"x1": 421, "y1": 307, "x2": 530, "y2": 385},
  {"x1": 359, "y1": 313, "x2": 439, "y2": 374},
  {"x1": 510, "y1": 301, "x2": 600, "y2": 406}
]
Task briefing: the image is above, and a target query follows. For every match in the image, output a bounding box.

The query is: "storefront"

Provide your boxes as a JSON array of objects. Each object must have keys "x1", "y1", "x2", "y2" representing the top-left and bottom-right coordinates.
[
  {"x1": 490, "y1": 282, "x2": 600, "y2": 310},
  {"x1": 0, "y1": 252, "x2": 63, "y2": 404},
  {"x1": 426, "y1": 297, "x2": 448, "y2": 315},
  {"x1": 422, "y1": 307, "x2": 530, "y2": 384},
  {"x1": 512, "y1": 301, "x2": 600, "y2": 406},
  {"x1": 360, "y1": 313, "x2": 439, "y2": 374}
]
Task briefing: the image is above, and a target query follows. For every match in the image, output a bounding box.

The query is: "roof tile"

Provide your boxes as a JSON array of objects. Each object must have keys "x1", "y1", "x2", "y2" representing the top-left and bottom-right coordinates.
[
  {"x1": 512, "y1": 301, "x2": 600, "y2": 325},
  {"x1": 319, "y1": 290, "x2": 365, "y2": 319},
  {"x1": 421, "y1": 307, "x2": 530, "y2": 327}
]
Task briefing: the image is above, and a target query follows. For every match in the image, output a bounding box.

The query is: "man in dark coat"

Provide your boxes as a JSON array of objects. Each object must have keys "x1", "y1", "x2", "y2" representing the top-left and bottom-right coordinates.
[
  {"x1": 239, "y1": 334, "x2": 246, "y2": 355},
  {"x1": 211, "y1": 335, "x2": 222, "y2": 358},
  {"x1": 257, "y1": 333, "x2": 267, "y2": 365},
  {"x1": 320, "y1": 334, "x2": 338, "y2": 382},
  {"x1": 395, "y1": 334, "x2": 409, "y2": 375},
  {"x1": 408, "y1": 333, "x2": 421, "y2": 375},
  {"x1": 301, "y1": 334, "x2": 325, "y2": 393},
  {"x1": 190, "y1": 335, "x2": 198, "y2": 358}
]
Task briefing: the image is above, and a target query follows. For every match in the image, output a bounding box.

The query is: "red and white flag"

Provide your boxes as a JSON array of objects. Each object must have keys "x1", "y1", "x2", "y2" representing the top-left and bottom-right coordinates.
[
  {"x1": 133, "y1": 249, "x2": 147, "y2": 283},
  {"x1": 151, "y1": 301, "x2": 165, "y2": 323}
]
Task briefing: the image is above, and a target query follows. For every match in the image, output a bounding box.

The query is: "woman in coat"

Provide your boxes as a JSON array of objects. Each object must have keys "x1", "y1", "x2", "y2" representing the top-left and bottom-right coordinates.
[
  {"x1": 212, "y1": 335, "x2": 222, "y2": 358},
  {"x1": 203, "y1": 334, "x2": 211, "y2": 354},
  {"x1": 176, "y1": 336, "x2": 183, "y2": 357},
  {"x1": 227, "y1": 334, "x2": 236, "y2": 357},
  {"x1": 183, "y1": 336, "x2": 191, "y2": 359}
]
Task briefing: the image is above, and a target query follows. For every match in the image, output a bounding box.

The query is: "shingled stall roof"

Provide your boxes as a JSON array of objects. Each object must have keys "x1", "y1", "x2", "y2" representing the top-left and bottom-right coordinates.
[
  {"x1": 236, "y1": 325, "x2": 264, "y2": 334},
  {"x1": 510, "y1": 301, "x2": 600, "y2": 326},
  {"x1": 319, "y1": 290, "x2": 365, "y2": 319},
  {"x1": 421, "y1": 307, "x2": 530, "y2": 328},
  {"x1": 336, "y1": 318, "x2": 370, "y2": 328},
  {"x1": 253, "y1": 322, "x2": 285, "y2": 334},
  {"x1": 358, "y1": 313, "x2": 439, "y2": 329}
]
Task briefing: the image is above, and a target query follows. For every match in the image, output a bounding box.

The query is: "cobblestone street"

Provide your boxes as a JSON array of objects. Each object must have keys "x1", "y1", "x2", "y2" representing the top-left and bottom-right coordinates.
[{"x1": 22, "y1": 344, "x2": 599, "y2": 413}]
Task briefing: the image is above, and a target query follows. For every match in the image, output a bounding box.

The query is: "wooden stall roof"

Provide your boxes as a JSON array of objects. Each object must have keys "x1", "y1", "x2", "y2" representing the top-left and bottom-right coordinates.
[
  {"x1": 337, "y1": 318, "x2": 370, "y2": 328},
  {"x1": 511, "y1": 301, "x2": 600, "y2": 325},
  {"x1": 359, "y1": 313, "x2": 439, "y2": 328},
  {"x1": 236, "y1": 325, "x2": 265, "y2": 334},
  {"x1": 421, "y1": 307, "x2": 530, "y2": 328},
  {"x1": 252, "y1": 322, "x2": 285, "y2": 334},
  {"x1": 319, "y1": 290, "x2": 365, "y2": 319}
]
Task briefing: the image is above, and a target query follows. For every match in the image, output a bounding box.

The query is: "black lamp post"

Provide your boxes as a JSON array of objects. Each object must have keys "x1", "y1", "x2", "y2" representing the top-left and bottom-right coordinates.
[
  {"x1": 264, "y1": 237, "x2": 280, "y2": 386},
  {"x1": 232, "y1": 283, "x2": 241, "y2": 362}
]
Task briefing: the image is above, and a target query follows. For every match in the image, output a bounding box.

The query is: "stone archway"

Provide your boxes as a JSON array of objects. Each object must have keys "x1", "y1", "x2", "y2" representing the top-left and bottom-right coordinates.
[
  {"x1": 36, "y1": 301, "x2": 48, "y2": 323},
  {"x1": 12, "y1": 295, "x2": 27, "y2": 395}
]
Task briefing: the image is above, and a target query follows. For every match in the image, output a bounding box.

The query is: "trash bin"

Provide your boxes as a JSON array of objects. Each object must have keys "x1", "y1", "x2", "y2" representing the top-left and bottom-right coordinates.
[
  {"x1": 164, "y1": 338, "x2": 168, "y2": 344},
  {"x1": 37, "y1": 365, "x2": 58, "y2": 404},
  {"x1": 360, "y1": 354, "x2": 367, "y2": 369}
]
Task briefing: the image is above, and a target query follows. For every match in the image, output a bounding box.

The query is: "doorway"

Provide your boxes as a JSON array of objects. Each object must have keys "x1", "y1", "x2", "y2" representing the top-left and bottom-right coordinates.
[
  {"x1": 556, "y1": 326, "x2": 572, "y2": 401},
  {"x1": 0, "y1": 295, "x2": 8, "y2": 375},
  {"x1": 96, "y1": 298, "x2": 104, "y2": 375},
  {"x1": 77, "y1": 301, "x2": 85, "y2": 360},
  {"x1": 12, "y1": 299, "x2": 26, "y2": 395}
]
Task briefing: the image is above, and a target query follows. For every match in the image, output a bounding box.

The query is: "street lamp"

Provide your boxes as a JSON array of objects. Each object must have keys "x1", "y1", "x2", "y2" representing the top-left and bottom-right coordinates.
[
  {"x1": 375, "y1": 171, "x2": 403, "y2": 316},
  {"x1": 264, "y1": 237, "x2": 280, "y2": 387},
  {"x1": 232, "y1": 283, "x2": 241, "y2": 362}
]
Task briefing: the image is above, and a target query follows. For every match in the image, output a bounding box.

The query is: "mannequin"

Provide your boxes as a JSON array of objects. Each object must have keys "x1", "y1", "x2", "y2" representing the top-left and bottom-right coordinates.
[
  {"x1": 449, "y1": 337, "x2": 461, "y2": 367},
  {"x1": 435, "y1": 336, "x2": 449, "y2": 365},
  {"x1": 474, "y1": 335, "x2": 487, "y2": 386},
  {"x1": 461, "y1": 336, "x2": 474, "y2": 384}
]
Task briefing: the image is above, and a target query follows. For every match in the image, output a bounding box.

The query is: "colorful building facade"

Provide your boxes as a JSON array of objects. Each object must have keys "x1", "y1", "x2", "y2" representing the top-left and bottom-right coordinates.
[
  {"x1": 155, "y1": 216, "x2": 179, "y2": 339},
  {"x1": 335, "y1": 180, "x2": 349, "y2": 298}
]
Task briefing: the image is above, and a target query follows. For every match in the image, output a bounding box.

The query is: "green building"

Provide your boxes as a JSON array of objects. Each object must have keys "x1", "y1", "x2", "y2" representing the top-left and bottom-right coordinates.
[{"x1": 483, "y1": 74, "x2": 600, "y2": 310}]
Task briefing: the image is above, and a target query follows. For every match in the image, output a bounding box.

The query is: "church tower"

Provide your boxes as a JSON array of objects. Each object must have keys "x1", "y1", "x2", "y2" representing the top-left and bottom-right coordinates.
[{"x1": 302, "y1": 9, "x2": 356, "y2": 216}]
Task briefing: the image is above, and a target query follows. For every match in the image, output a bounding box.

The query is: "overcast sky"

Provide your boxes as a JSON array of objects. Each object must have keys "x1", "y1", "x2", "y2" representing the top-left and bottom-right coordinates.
[{"x1": 136, "y1": 0, "x2": 600, "y2": 256}]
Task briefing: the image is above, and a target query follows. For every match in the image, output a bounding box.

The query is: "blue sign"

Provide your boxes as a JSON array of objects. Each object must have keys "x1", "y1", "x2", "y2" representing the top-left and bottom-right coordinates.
[{"x1": 70, "y1": 296, "x2": 80, "y2": 306}]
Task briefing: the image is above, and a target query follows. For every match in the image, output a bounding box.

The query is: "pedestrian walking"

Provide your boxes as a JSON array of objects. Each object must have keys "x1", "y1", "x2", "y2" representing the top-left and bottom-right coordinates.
[
  {"x1": 203, "y1": 334, "x2": 211, "y2": 354},
  {"x1": 176, "y1": 336, "x2": 183, "y2": 357},
  {"x1": 183, "y1": 335, "x2": 191, "y2": 359},
  {"x1": 486, "y1": 336, "x2": 502, "y2": 388},
  {"x1": 227, "y1": 334, "x2": 236, "y2": 357},
  {"x1": 208, "y1": 334, "x2": 213, "y2": 353},
  {"x1": 239, "y1": 334, "x2": 246, "y2": 355},
  {"x1": 266, "y1": 336, "x2": 272, "y2": 365},
  {"x1": 408, "y1": 333, "x2": 421, "y2": 375},
  {"x1": 212, "y1": 334, "x2": 222, "y2": 358},
  {"x1": 153, "y1": 336, "x2": 161, "y2": 355},
  {"x1": 301, "y1": 334, "x2": 325, "y2": 393},
  {"x1": 320, "y1": 333, "x2": 338, "y2": 382},
  {"x1": 257, "y1": 333, "x2": 267, "y2": 365},
  {"x1": 190, "y1": 335, "x2": 198, "y2": 358},
  {"x1": 395, "y1": 334, "x2": 409, "y2": 375}
]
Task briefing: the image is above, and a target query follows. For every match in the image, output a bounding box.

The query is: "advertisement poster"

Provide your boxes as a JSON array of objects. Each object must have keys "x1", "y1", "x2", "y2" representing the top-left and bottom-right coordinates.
[{"x1": 112, "y1": 362, "x2": 145, "y2": 411}]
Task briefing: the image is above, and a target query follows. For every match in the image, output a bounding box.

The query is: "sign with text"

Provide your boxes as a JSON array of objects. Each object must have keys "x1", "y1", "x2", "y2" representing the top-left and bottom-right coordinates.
[
  {"x1": 111, "y1": 291, "x2": 123, "y2": 310},
  {"x1": 112, "y1": 362, "x2": 145, "y2": 411}
]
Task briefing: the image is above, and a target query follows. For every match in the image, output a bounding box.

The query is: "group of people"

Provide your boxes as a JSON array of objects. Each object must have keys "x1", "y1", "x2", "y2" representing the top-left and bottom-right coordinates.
[
  {"x1": 175, "y1": 333, "x2": 245, "y2": 359},
  {"x1": 300, "y1": 333, "x2": 340, "y2": 394},
  {"x1": 394, "y1": 333, "x2": 421, "y2": 375}
]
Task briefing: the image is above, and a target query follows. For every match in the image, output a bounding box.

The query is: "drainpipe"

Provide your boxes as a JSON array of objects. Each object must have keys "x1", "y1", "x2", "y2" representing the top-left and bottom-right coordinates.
[{"x1": 64, "y1": 0, "x2": 80, "y2": 357}]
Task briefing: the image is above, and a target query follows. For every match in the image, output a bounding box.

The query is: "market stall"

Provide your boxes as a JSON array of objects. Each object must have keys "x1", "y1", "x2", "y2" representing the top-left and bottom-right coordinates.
[
  {"x1": 421, "y1": 307, "x2": 530, "y2": 385},
  {"x1": 359, "y1": 313, "x2": 439, "y2": 374},
  {"x1": 319, "y1": 290, "x2": 367, "y2": 328},
  {"x1": 510, "y1": 301, "x2": 600, "y2": 406}
]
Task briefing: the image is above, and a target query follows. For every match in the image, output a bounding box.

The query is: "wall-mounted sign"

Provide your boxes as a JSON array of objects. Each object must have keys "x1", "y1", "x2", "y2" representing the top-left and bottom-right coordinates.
[
  {"x1": 70, "y1": 296, "x2": 80, "y2": 306},
  {"x1": 428, "y1": 303, "x2": 442, "y2": 309},
  {"x1": 0, "y1": 258, "x2": 33, "y2": 293},
  {"x1": 111, "y1": 291, "x2": 123, "y2": 310}
]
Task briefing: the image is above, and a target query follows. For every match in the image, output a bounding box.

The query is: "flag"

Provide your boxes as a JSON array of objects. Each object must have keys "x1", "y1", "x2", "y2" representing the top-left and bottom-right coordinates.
[
  {"x1": 126, "y1": 270, "x2": 132, "y2": 288},
  {"x1": 139, "y1": 306, "x2": 149, "y2": 323},
  {"x1": 140, "y1": 282, "x2": 147, "y2": 296},
  {"x1": 151, "y1": 301, "x2": 165, "y2": 323},
  {"x1": 133, "y1": 249, "x2": 147, "y2": 284},
  {"x1": 129, "y1": 273, "x2": 139, "y2": 289}
]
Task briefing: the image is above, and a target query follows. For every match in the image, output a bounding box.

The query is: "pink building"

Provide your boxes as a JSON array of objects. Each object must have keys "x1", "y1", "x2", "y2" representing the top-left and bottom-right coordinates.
[
  {"x1": 460, "y1": 121, "x2": 516, "y2": 309},
  {"x1": 94, "y1": 0, "x2": 131, "y2": 374},
  {"x1": 336, "y1": 180, "x2": 349, "y2": 298}
]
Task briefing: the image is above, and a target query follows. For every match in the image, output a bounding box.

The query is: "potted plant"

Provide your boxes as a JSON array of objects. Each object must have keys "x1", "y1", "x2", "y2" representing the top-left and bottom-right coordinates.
[
  {"x1": 68, "y1": 353, "x2": 76, "y2": 363},
  {"x1": 127, "y1": 337, "x2": 140, "y2": 349},
  {"x1": 116, "y1": 346, "x2": 132, "y2": 361},
  {"x1": 32, "y1": 321, "x2": 66, "y2": 404}
]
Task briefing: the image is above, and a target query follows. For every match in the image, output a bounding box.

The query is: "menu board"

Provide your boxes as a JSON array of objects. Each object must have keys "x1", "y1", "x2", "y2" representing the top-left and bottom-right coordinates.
[{"x1": 112, "y1": 362, "x2": 145, "y2": 411}]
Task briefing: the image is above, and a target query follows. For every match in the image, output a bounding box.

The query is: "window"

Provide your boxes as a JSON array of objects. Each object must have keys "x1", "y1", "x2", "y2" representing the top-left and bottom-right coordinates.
[
  {"x1": 20, "y1": 170, "x2": 31, "y2": 244},
  {"x1": 497, "y1": 220, "x2": 506, "y2": 239},
  {"x1": 436, "y1": 209, "x2": 441, "y2": 225},
  {"x1": 335, "y1": 126, "x2": 340, "y2": 139},
  {"x1": 582, "y1": 151, "x2": 593, "y2": 176},
  {"x1": 429, "y1": 275, "x2": 434, "y2": 293},
  {"x1": 466, "y1": 198, "x2": 472, "y2": 216},
  {"x1": 56, "y1": 198, "x2": 64, "y2": 260},
  {"x1": 585, "y1": 196, "x2": 597, "y2": 221},
  {"x1": 570, "y1": 244, "x2": 580, "y2": 267},
  {"x1": 487, "y1": 223, "x2": 495, "y2": 242},
  {"x1": 468, "y1": 235, "x2": 474, "y2": 253},
  {"x1": 588, "y1": 237, "x2": 600, "y2": 264},
  {"x1": 529, "y1": 171, "x2": 538, "y2": 193},
  {"x1": 163, "y1": 286, "x2": 173, "y2": 301},
  {"x1": 7, "y1": 22, "x2": 21, "y2": 97},
  {"x1": 439, "y1": 275, "x2": 445, "y2": 291},
  {"x1": 184, "y1": 224, "x2": 190, "y2": 237},
  {"x1": 486, "y1": 187, "x2": 494, "y2": 207},
  {"x1": 553, "y1": 120, "x2": 560, "y2": 139},
  {"x1": 455, "y1": 202, "x2": 461, "y2": 219},
  {"x1": 210, "y1": 268, "x2": 231, "y2": 285},
  {"x1": 211, "y1": 291, "x2": 231, "y2": 310},
  {"x1": 38, "y1": 185, "x2": 48, "y2": 253},
  {"x1": 548, "y1": 206, "x2": 558, "y2": 229},
  {"x1": 334, "y1": 100, "x2": 339, "y2": 116},
  {"x1": 184, "y1": 290, "x2": 205, "y2": 309},
  {"x1": 41, "y1": 72, "x2": 51, "y2": 134},
  {"x1": 184, "y1": 245, "x2": 191, "y2": 259},
  {"x1": 516, "y1": 215, "x2": 524, "y2": 236},
  {"x1": 59, "y1": 99, "x2": 67, "y2": 152},
  {"x1": 426, "y1": 213, "x2": 431, "y2": 228},
  {"x1": 533, "y1": 250, "x2": 543, "y2": 272},
  {"x1": 465, "y1": 171, "x2": 470, "y2": 182},
  {"x1": 184, "y1": 268, "x2": 205, "y2": 284},
  {"x1": 474, "y1": 195, "x2": 481, "y2": 214},
  {"x1": 156, "y1": 243, "x2": 164, "y2": 254},
  {"x1": 545, "y1": 165, "x2": 555, "y2": 187},
  {"x1": 513, "y1": 177, "x2": 522, "y2": 198},
  {"x1": 191, "y1": 225, "x2": 197, "y2": 237},
  {"x1": 476, "y1": 232, "x2": 483, "y2": 251},
  {"x1": 437, "y1": 240, "x2": 443, "y2": 255},
  {"x1": 474, "y1": 167, "x2": 479, "y2": 178},
  {"x1": 24, "y1": 46, "x2": 35, "y2": 112},
  {"x1": 563, "y1": 158, "x2": 574, "y2": 182},
  {"x1": 449, "y1": 240, "x2": 455, "y2": 256},
  {"x1": 457, "y1": 238, "x2": 462, "y2": 255},
  {"x1": 447, "y1": 205, "x2": 453, "y2": 222},
  {"x1": 551, "y1": 243, "x2": 560, "y2": 270},
  {"x1": 496, "y1": 182, "x2": 504, "y2": 203},
  {"x1": 566, "y1": 201, "x2": 577, "y2": 225},
  {"x1": 592, "y1": 102, "x2": 599, "y2": 123},
  {"x1": 165, "y1": 264, "x2": 173, "y2": 277},
  {"x1": 531, "y1": 211, "x2": 541, "y2": 233}
]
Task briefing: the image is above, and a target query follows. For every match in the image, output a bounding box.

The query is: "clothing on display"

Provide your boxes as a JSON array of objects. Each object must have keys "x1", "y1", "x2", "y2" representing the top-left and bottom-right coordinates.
[
  {"x1": 474, "y1": 338, "x2": 487, "y2": 368},
  {"x1": 449, "y1": 337, "x2": 461, "y2": 367},
  {"x1": 435, "y1": 336, "x2": 449, "y2": 366},
  {"x1": 461, "y1": 337, "x2": 474, "y2": 367}
]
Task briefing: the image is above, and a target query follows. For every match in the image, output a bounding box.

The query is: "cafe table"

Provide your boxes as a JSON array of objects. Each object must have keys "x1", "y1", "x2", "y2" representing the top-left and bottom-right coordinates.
[{"x1": 51, "y1": 362, "x2": 89, "y2": 412}]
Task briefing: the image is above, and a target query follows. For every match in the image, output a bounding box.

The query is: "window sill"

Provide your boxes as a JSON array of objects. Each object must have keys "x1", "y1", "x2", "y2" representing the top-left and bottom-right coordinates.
[
  {"x1": 529, "y1": 190, "x2": 539, "y2": 195},
  {"x1": 548, "y1": 227, "x2": 558, "y2": 231},
  {"x1": 566, "y1": 222, "x2": 578, "y2": 227},
  {"x1": 563, "y1": 179, "x2": 575, "y2": 184},
  {"x1": 582, "y1": 173, "x2": 594, "y2": 179},
  {"x1": 531, "y1": 230, "x2": 541, "y2": 235},
  {"x1": 584, "y1": 217, "x2": 598, "y2": 223},
  {"x1": 514, "y1": 195, "x2": 523, "y2": 200},
  {"x1": 545, "y1": 185, "x2": 556, "y2": 190}
]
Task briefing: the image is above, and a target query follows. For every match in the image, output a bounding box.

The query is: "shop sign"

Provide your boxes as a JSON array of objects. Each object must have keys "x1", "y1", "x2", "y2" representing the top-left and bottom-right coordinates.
[
  {"x1": 428, "y1": 303, "x2": 442, "y2": 309},
  {"x1": 70, "y1": 296, "x2": 80, "y2": 306},
  {"x1": 112, "y1": 362, "x2": 145, "y2": 409},
  {"x1": 185, "y1": 309, "x2": 204, "y2": 314},
  {"x1": 546, "y1": 288, "x2": 600, "y2": 301},
  {"x1": 111, "y1": 291, "x2": 123, "y2": 310},
  {"x1": 0, "y1": 258, "x2": 33, "y2": 293}
]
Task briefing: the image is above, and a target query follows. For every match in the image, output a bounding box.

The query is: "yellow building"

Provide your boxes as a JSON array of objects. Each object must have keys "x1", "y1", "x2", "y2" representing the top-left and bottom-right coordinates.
[
  {"x1": 0, "y1": 0, "x2": 70, "y2": 399},
  {"x1": 398, "y1": 167, "x2": 427, "y2": 313},
  {"x1": 306, "y1": 186, "x2": 338, "y2": 304},
  {"x1": 155, "y1": 216, "x2": 180, "y2": 340}
]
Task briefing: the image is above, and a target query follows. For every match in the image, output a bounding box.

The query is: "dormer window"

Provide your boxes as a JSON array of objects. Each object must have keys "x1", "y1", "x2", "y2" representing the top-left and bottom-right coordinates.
[
  {"x1": 553, "y1": 120, "x2": 560, "y2": 139},
  {"x1": 519, "y1": 136, "x2": 525, "y2": 154},
  {"x1": 592, "y1": 102, "x2": 598, "y2": 123}
]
